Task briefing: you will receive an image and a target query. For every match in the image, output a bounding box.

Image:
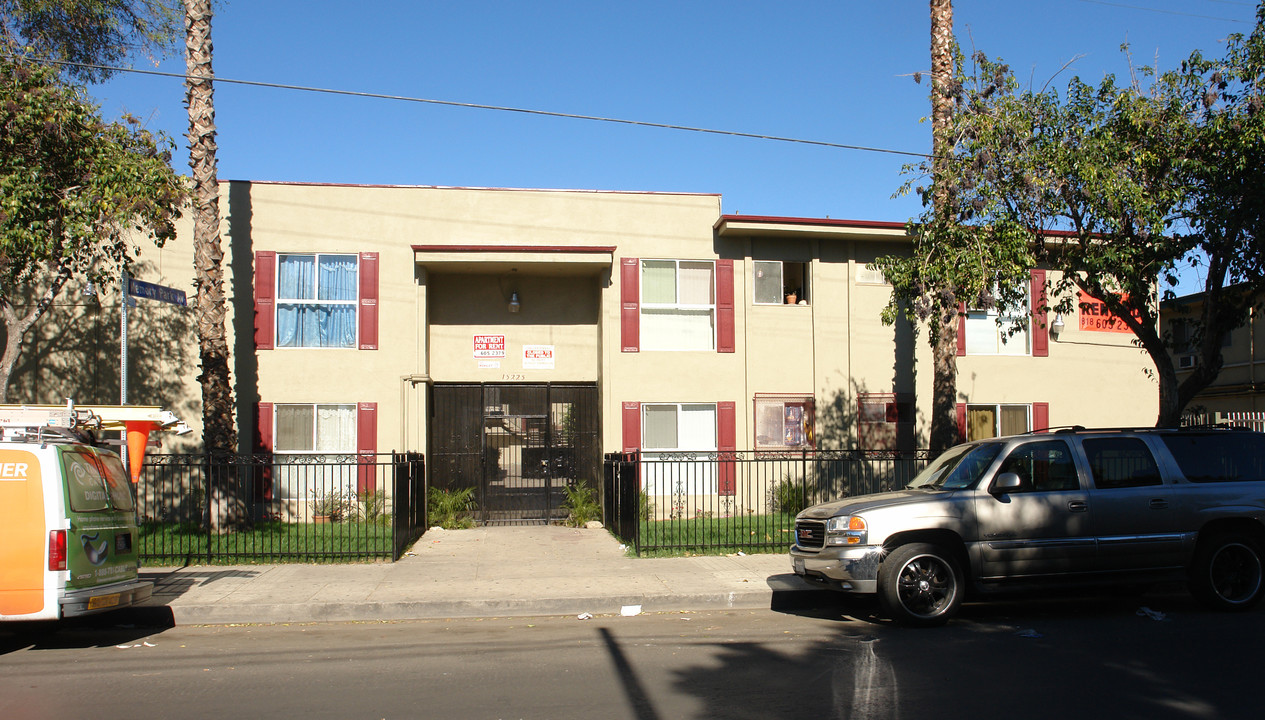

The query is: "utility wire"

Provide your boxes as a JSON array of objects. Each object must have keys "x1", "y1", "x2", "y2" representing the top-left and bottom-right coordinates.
[
  {"x1": 1074, "y1": 0, "x2": 1251, "y2": 23},
  {"x1": 31, "y1": 57, "x2": 931, "y2": 160}
]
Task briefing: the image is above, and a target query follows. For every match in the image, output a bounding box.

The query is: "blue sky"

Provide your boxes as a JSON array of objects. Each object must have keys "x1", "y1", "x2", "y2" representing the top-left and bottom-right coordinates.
[{"x1": 92, "y1": 0, "x2": 1259, "y2": 290}]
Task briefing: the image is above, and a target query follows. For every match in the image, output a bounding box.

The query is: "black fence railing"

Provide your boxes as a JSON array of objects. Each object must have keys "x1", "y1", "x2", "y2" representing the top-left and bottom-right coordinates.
[
  {"x1": 603, "y1": 449, "x2": 933, "y2": 555},
  {"x1": 136, "y1": 452, "x2": 426, "y2": 564}
]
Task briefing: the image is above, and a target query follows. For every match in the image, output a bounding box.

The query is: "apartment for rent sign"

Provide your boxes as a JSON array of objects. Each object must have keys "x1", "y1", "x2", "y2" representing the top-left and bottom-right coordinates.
[{"x1": 473, "y1": 335, "x2": 506, "y2": 358}]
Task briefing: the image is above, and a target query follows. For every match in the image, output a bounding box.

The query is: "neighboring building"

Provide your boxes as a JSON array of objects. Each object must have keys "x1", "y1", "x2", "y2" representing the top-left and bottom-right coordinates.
[
  {"x1": 1163, "y1": 288, "x2": 1265, "y2": 418},
  {"x1": 18, "y1": 181, "x2": 1160, "y2": 523}
]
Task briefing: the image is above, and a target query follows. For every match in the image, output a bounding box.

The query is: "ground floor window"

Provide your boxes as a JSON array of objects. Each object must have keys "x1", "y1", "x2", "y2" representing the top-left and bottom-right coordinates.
[
  {"x1": 274, "y1": 403, "x2": 358, "y2": 502},
  {"x1": 754, "y1": 394, "x2": 814, "y2": 450},
  {"x1": 858, "y1": 392, "x2": 914, "y2": 451},
  {"x1": 966, "y1": 404, "x2": 1030, "y2": 441},
  {"x1": 642, "y1": 403, "x2": 716, "y2": 496}
]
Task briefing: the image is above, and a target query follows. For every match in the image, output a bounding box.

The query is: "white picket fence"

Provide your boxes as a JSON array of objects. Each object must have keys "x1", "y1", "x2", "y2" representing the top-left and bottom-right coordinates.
[{"x1": 1182, "y1": 411, "x2": 1265, "y2": 432}]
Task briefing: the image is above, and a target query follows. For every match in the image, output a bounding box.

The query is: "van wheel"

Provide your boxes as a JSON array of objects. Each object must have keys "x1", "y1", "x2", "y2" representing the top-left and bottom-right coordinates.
[
  {"x1": 878, "y1": 543, "x2": 963, "y2": 627},
  {"x1": 1190, "y1": 533, "x2": 1265, "y2": 611}
]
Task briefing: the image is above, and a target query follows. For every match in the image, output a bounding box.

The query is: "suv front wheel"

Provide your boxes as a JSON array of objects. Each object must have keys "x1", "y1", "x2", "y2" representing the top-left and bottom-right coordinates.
[
  {"x1": 878, "y1": 543, "x2": 963, "y2": 627},
  {"x1": 1190, "y1": 532, "x2": 1265, "y2": 611}
]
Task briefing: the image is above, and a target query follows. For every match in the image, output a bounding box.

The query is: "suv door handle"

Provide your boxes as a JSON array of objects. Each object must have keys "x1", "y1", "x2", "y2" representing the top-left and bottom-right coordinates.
[
  {"x1": 1149, "y1": 498, "x2": 1169, "y2": 509},
  {"x1": 1068, "y1": 501, "x2": 1088, "y2": 512}
]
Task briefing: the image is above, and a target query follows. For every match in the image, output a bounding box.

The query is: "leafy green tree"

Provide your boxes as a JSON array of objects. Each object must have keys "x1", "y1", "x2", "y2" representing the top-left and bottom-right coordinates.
[
  {"x1": 882, "y1": 4, "x2": 1265, "y2": 429},
  {"x1": 0, "y1": 0, "x2": 180, "y2": 82},
  {"x1": 875, "y1": 0, "x2": 1038, "y2": 450},
  {"x1": 0, "y1": 56, "x2": 185, "y2": 401}
]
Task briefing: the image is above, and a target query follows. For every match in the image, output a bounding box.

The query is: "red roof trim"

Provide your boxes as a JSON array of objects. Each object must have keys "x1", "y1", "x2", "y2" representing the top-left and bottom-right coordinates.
[
  {"x1": 411, "y1": 245, "x2": 616, "y2": 254},
  {"x1": 716, "y1": 214, "x2": 1082, "y2": 239},
  {"x1": 717, "y1": 214, "x2": 909, "y2": 230}
]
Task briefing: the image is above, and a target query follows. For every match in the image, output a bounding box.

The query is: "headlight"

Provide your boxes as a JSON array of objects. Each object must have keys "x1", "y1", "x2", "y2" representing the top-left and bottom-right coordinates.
[{"x1": 825, "y1": 516, "x2": 868, "y2": 546}]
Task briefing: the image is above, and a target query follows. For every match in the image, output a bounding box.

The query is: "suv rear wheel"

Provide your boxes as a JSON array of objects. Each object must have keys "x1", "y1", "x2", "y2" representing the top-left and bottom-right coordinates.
[
  {"x1": 878, "y1": 543, "x2": 963, "y2": 627},
  {"x1": 1190, "y1": 532, "x2": 1265, "y2": 611}
]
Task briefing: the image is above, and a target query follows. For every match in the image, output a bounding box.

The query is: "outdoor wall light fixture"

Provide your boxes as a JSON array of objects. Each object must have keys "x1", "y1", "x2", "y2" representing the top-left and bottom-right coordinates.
[
  {"x1": 1050, "y1": 313, "x2": 1066, "y2": 340},
  {"x1": 508, "y1": 291, "x2": 521, "y2": 313}
]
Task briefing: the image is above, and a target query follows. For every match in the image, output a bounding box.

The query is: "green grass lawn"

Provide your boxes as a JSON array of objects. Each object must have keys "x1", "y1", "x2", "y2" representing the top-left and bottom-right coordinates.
[
  {"x1": 138, "y1": 520, "x2": 394, "y2": 564},
  {"x1": 635, "y1": 513, "x2": 796, "y2": 556}
]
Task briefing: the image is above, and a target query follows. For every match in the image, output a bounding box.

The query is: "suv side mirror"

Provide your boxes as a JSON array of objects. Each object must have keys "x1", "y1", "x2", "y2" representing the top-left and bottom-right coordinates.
[{"x1": 990, "y1": 472, "x2": 1023, "y2": 495}]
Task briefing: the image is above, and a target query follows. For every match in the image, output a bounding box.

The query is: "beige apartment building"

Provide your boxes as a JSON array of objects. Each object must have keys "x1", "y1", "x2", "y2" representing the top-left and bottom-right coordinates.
[
  {"x1": 1164, "y1": 287, "x2": 1265, "y2": 419},
  {"x1": 20, "y1": 181, "x2": 1160, "y2": 522}
]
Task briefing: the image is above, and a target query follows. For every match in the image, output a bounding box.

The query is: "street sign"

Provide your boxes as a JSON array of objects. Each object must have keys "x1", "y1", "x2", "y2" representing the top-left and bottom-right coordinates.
[{"x1": 127, "y1": 278, "x2": 187, "y2": 306}]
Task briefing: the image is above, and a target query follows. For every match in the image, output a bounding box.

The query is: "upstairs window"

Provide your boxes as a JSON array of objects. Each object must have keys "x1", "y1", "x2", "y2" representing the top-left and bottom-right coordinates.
[
  {"x1": 753, "y1": 261, "x2": 809, "y2": 305},
  {"x1": 641, "y1": 260, "x2": 715, "y2": 351},
  {"x1": 964, "y1": 289, "x2": 1029, "y2": 356},
  {"x1": 277, "y1": 254, "x2": 359, "y2": 348}
]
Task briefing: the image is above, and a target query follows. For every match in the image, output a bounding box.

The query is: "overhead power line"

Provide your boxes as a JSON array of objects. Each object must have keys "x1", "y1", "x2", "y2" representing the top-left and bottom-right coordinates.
[
  {"x1": 30, "y1": 57, "x2": 931, "y2": 160},
  {"x1": 1074, "y1": 0, "x2": 1251, "y2": 23}
]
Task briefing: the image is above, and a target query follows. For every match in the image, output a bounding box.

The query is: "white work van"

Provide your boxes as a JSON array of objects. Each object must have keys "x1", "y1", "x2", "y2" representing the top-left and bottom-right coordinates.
[{"x1": 0, "y1": 408, "x2": 153, "y2": 621}]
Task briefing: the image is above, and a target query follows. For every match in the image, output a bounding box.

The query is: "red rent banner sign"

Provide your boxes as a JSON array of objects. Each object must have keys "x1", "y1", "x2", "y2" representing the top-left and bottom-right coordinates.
[{"x1": 1077, "y1": 293, "x2": 1137, "y2": 334}]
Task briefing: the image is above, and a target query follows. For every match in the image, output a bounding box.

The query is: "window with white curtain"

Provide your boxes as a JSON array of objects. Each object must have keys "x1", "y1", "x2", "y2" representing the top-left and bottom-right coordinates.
[
  {"x1": 640, "y1": 260, "x2": 715, "y2": 350},
  {"x1": 274, "y1": 403, "x2": 358, "y2": 501},
  {"x1": 641, "y1": 403, "x2": 717, "y2": 496},
  {"x1": 275, "y1": 403, "x2": 357, "y2": 452},
  {"x1": 276, "y1": 253, "x2": 358, "y2": 348}
]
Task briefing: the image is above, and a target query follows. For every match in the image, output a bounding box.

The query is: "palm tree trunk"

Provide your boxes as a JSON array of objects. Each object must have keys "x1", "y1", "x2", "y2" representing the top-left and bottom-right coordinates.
[
  {"x1": 928, "y1": 0, "x2": 960, "y2": 451},
  {"x1": 184, "y1": 0, "x2": 237, "y2": 454}
]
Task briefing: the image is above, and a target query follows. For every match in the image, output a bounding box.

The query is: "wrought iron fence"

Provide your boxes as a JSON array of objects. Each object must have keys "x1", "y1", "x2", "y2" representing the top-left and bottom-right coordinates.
[
  {"x1": 603, "y1": 449, "x2": 933, "y2": 555},
  {"x1": 136, "y1": 452, "x2": 426, "y2": 564}
]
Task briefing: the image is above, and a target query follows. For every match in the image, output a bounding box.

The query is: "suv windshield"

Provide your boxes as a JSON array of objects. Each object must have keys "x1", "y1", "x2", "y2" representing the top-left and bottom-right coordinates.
[{"x1": 908, "y1": 443, "x2": 1003, "y2": 490}]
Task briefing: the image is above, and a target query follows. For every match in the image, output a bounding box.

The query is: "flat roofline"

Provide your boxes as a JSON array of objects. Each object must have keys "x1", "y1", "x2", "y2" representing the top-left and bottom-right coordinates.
[
  {"x1": 411, "y1": 244, "x2": 616, "y2": 253},
  {"x1": 717, "y1": 214, "x2": 909, "y2": 231},
  {"x1": 220, "y1": 179, "x2": 720, "y2": 198}
]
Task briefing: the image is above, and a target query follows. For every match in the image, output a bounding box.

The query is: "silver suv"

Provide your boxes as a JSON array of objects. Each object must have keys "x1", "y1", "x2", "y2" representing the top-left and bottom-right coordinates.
[{"x1": 790, "y1": 427, "x2": 1265, "y2": 626}]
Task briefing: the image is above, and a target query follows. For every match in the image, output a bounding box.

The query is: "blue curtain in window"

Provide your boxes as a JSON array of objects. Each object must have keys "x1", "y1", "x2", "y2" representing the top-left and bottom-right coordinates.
[{"x1": 277, "y1": 255, "x2": 357, "y2": 348}]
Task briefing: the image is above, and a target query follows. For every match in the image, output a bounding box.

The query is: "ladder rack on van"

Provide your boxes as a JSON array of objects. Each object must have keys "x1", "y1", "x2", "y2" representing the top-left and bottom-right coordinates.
[{"x1": 0, "y1": 400, "x2": 189, "y2": 481}]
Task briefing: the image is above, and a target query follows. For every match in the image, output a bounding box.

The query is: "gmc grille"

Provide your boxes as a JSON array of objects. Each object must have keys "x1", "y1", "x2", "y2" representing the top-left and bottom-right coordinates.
[{"x1": 795, "y1": 520, "x2": 826, "y2": 550}]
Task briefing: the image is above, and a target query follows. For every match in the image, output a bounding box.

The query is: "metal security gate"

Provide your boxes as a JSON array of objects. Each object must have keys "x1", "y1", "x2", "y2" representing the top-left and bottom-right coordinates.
[{"x1": 430, "y1": 383, "x2": 600, "y2": 524}]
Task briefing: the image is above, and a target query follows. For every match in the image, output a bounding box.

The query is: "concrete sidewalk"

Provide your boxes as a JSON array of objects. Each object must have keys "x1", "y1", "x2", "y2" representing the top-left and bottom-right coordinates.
[{"x1": 133, "y1": 526, "x2": 828, "y2": 625}]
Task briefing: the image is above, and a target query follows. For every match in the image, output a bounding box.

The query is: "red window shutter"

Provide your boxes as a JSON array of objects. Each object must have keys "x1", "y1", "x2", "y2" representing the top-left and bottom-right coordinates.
[
  {"x1": 356, "y1": 402, "x2": 378, "y2": 494},
  {"x1": 254, "y1": 251, "x2": 276, "y2": 350},
  {"x1": 956, "y1": 302, "x2": 966, "y2": 357},
  {"x1": 1031, "y1": 269, "x2": 1049, "y2": 358},
  {"x1": 359, "y1": 252, "x2": 379, "y2": 350},
  {"x1": 621, "y1": 258, "x2": 640, "y2": 352},
  {"x1": 717, "y1": 401, "x2": 736, "y2": 496},
  {"x1": 254, "y1": 402, "x2": 274, "y2": 501},
  {"x1": 956, "y1": 402, "x2": 967, "y2": 443},
  {"x1": 255, "y1": 402, "x2": 274, "y2": 452},
  {"x1": 621, "y1": 402, "x2": 641, "y2": 452},
  {"x1": 1032, "y1": 402, "x2": 1050, "y2": 432},
  {"x1": 716, "y1": 259, "x2": 735, "y2": 353}
]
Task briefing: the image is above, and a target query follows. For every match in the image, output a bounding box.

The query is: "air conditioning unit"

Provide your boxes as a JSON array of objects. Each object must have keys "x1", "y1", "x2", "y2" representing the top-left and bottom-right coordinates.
[{"x1": 1178, "y1": 354, "x2": 1198, "y2": 370}]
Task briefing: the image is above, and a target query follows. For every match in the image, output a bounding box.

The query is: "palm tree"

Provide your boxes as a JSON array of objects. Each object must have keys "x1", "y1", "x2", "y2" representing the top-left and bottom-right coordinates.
[
  {"x1": 928, "y1": 0, "x2": 958, "y2": 452},
  {"x1": 184, "y1": 0, "x2": 236, "y2": 454}
]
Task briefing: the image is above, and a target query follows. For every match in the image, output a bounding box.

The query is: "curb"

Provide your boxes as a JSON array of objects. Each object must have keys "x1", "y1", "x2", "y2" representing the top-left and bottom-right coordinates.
[{"x1": 118, "y1": 585, "x2": 839, "y2": 626}]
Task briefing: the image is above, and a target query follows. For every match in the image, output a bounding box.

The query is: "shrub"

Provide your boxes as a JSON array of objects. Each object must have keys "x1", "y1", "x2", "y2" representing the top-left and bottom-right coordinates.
[
  {"x1": 561, "y1": 484, "x2": 601, "y2": 527},
  {"x1": 428, "y1": 486, "x2": 477, "y2": 529},
  {"x1": 309, "y1": 487, "x2": 352, "y2": 522},
  {"x1": 772, "y1": 476, "x2": 809, "y2": 516},
  {"x1": 356, "y1": 489, "x2": 390, "y2": 524}
]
